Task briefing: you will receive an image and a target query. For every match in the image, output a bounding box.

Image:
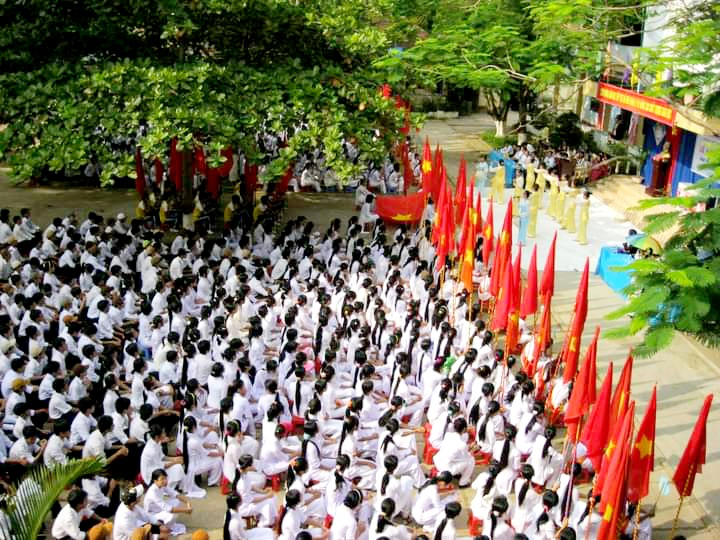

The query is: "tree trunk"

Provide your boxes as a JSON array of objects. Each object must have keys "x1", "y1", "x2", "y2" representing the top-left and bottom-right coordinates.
[{"x1": 494, "y1": 120, "x2": 506, "y2": 137}]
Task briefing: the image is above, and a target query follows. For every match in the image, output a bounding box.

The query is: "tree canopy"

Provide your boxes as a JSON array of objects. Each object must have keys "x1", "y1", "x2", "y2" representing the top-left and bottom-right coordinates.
[{"x1": 0, "y1": 0, "x2": 415, "y2": 185}]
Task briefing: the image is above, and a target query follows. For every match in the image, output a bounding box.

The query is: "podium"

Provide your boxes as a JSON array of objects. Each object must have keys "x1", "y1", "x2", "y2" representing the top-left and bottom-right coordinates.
[{"x1": 646, "y1": 155, "x2": 669, "y2": 197}]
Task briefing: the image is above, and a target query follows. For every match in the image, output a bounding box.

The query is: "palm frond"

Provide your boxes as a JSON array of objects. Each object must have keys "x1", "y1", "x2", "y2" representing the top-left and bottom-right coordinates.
[{"x1": 3, "y1": 457, "x2": 105, "y2": 540}]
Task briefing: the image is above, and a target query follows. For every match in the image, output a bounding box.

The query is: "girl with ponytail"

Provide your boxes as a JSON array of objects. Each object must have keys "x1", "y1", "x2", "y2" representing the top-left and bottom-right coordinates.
[
  {"x1": 376, "y1": 417, "x2": 426, "y2": 488},
  {"x1": 285, "y1": 456, "x2": 325, "y2": 518},
  {"x1": 529, "y1": 426, "x2": 563, "y2": 486},
  {"x1": 374, "y1": 454, "x2": 414, "y2": 518},
  {"x1": 469, "y1": 460, "x2": 501, "y2": 524},
  {"x1": 329, "y1": 489, "x2": 364, "y2": 540},
  {"x1": 476, "y1": 400, "x2": 503, "y2": 455},
  {"x1": 231, "y1": 454, "x2": 279, "y2": 529},
  {"x1": 180, "y1": 414, "x2": 223, "y2": 498},
  {"x1": 222, "y1": 421, "x2": 260, "y2": 492},
  {"x1": 491, "y1": 425, "x2": 521, "y2": 496},
  {"x1": 533, "y1": 490, "x2": 560, "y2": 538},
  {"x1": 368, "y1": 498, "x2": 412, "y2": 540},
  {"x1": 432, "y1": 501, "x2": 461, "y2": 540},
  {"x1": 411, "y1": 471, "x2": 455, "y2": 533},
  {"x1": 223, "y1": 493, "x2": 274, "y2": 540},
  {"x1": 510, "y1": 464, "x2": 540, "y2": 532},
  {"x1": 324, "y1": 454, "x2": 351, "y2": 527},
  {"x1": 516, "y1": 399, "x2": 545, "y2": 455},
  {"x1": 481, "y1": 495, "x2": 513, "y2": 540}
]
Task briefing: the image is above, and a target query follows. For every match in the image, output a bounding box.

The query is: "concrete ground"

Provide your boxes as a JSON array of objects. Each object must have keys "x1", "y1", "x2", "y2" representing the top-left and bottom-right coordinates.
[{"x1": 0, "y1": 112, "x2": 718, "y2": 538}]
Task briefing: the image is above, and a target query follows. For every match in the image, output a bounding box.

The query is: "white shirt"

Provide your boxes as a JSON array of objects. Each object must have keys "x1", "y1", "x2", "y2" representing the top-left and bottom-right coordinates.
[
  {"x1": 44, "y1": 433, "x2": 70, "y2": 467},
  {"x1": 51, "y1": 504, "x2": 84, "y2": 540},
  {"x1": 82, "y1": 429, "x2": 109, "y2": 459},
  {"x1": 49, "y1": 391, "x2": 72, "y2": 420},
  {"x1": 329, "y1": 504, "x2": 358, "y2": 540},
  {"x1": 70, "y1": 413, "x2": 96, "y2": 445},
  {"x1": 9, "y1": 438, "x2": 37, "y2": 463}
]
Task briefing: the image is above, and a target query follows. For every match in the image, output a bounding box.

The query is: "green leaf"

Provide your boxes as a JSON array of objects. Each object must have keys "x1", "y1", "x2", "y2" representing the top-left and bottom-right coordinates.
[
  {"x1": 666, "y1": 270, "x2": 693, "y2": 288},
  {"x1": 643, "y1": 326, "x2": 676, "y2": 353}
]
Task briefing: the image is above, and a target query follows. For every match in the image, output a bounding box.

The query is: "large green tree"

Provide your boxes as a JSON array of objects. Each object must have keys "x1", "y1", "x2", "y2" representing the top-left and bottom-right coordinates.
[
  {"x1": 0, "y1": 0, "x2": 414, "y2": 187},
  {"x1": 377, "y1": 0, "x2": 647, "y2": 135}
]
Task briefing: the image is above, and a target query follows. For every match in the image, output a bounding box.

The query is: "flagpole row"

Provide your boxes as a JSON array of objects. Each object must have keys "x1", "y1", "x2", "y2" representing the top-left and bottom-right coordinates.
[{"x1": 670, "y1": 462, "x2": 694, "y2": 539}]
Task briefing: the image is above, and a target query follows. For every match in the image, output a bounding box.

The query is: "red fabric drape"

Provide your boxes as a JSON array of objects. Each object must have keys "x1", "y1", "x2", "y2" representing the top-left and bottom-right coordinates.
[
  {"x1": 273, "y1": 166, "x2": 295, "y2": 200},
  {"x1": 154, "y1": 159, "x2": 164, "y2": 184},
  {"x1": 205, "y1": 147, "x2": 234, "y2": 199},
  {"x1": 244, "y1": 162, "x2": 259, "y2": 195},
  {"x1": 193, "y1": 147, "x2": 207, "y2": 177},
  {"x1": 169, "y1": 138, "x2": 182, "y2": 191},
  {"x1": 134, "y1": 148, "x2": 145, "y2": 197}
]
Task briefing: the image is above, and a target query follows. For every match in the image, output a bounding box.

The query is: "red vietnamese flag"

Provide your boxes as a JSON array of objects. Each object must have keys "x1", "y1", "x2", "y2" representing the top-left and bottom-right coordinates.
[
  {"x1": 490, "y1": 200, "x2": 513, "y2": 297},
  {"x1": 505, "y1": 247, "x2": 522, "y2": 351},
  {"x1": 455, "y1": 156, "x2": 467, "y2": 225},
  {"x1": 562, "y1": 258, "x2": 590, "y2": 383},
  {"x1": 528, "y1": 292, "x2": 552, "y2": 377},
  {"x1": 432, "y1": 146, "x2": 444, "y2": 202},
  {"x1": 673, "y1": 394, "x2": 713, "y2": 497},
  {"x1": 459, "y1": 181, "x2": 474, "y2": 252},
  {"x1": 627, "y1": 386, "x2": 657, "y2": 502},
  {"x1": 436, "y1": 189, "x2": 454, "y2": 271},
  {"x1": 474, "y1": 189, "x2": 483, "y2": 238},
  {"x1": 597, "y1": 403, "x2": 634, "y2": 540},
  {"x1": 539, "y1": 232, "x2": 557, "y2": 300},
  {"x1": 520, "y1": 245, "x2": 538, "y2": 319},
  {"x1": 435, "y1": 196, "x2": 450, "y2": 271},
  {"x1": 375, "y1": 192, "x2": 426, "y2": 224},
  {"x1": 565, "y1": 326, "x2": 600, "y2": 441},
  {"x1": 581, "y1": 362, "x2": 613, "y2": 471},
  {"x1": 609, "y1": 353, "x2": 633, "y2": 433},
  {"x1": 445, "y1": 186, "x2": 455, "y2": 256},
  {"x1": 432, "y1": 168, "x2": 448, "y2": 245},
  {"x1": 482, "y1": 199, "x2": 494, "y2": 265},
  {"x1": 597, "y1": 400, "x2": 635, "y2": 494},
  {"x1": 490, "y1": 255, "x2": 513, "y2": 331},
  {"x1": 421, "y1": 139, "x2": 433, "y2": 195},
  {"x1": 460, "y1": 207, "x2": 476, "y2": 293}
]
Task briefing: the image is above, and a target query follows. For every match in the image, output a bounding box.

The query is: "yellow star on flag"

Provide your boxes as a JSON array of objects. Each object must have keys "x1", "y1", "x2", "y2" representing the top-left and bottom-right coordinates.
[
  {"x1": 569, "y1": 336, "x2": 577, "y2": 353},
  {"x1": 603, "y1": 504, "x2": 614, "y2": 521},
  {"x1": 484, "y1": 225, "x2": 492, "y2": 237},
  {"x1": 635, "y1": 435, "x2": 653, "y2": 459},
  {"x1": 509, "y1": 312, "x2": 519, "y2": 323},
  {"x1": 391, "y1": 213, "x2": 413, "y2": 221},
  {"x1": 422, "y1": 160, "x2": 432, "y2": 173},
  {"x1": 604, "y1": 439, "x2": 616, "y2": 458},
  {"x1": 500, "y1": 231, "x2": 509, "y2": 245},
  {"x1": 465, "y1": 248, "x2": 473, "y2": 260}
]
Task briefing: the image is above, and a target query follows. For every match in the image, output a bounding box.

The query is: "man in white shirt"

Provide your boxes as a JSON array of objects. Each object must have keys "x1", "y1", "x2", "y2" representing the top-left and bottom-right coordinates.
[
  {"x1": 9, "y1": 425, "x2": 46, "y2": 465},
  {"x1": 51, "y1": 488, "x2": 112, "y2": 540},
  {"x1": 82, "y1": 415, "x2": 129, "y2": 465},
  {"x1": 44, "y1": 418, "x2": 78, "y2": 468}
]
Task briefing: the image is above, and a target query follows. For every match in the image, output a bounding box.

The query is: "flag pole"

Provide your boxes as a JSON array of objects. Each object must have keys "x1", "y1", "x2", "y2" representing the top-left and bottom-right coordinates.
[
  {"x1": 632, "y1": 502, "x2": 641, "y2": 540},
  {"x1": 670, "y1": 463, "x2": 694, "y2": 538},
  {"x1": 584, "y1": 477, "x2": 598, "y2": 540}
]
